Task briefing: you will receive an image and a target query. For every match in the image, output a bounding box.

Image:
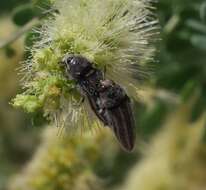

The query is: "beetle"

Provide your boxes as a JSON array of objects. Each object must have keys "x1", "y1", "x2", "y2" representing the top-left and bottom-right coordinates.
[{"x1": 62, "y1": 54, "x2": 136, "y2": 151}]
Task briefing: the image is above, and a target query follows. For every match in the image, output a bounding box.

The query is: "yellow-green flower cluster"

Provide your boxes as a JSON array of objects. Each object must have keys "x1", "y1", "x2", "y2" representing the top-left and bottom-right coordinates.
[
  {"x1": 9, "y1": 127, "x2": 119, "y2": 190},
  {"x1": 13, "y1": 0, "x2": 158, "y2": 126},
  {"x1": 120, "y1": 104, "x2": 206, "y2": 190}
]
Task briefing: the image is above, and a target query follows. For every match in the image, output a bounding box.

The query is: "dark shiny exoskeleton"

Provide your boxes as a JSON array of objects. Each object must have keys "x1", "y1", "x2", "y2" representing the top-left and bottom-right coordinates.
[{"x1": 62, "y1": 55, "x2": 136, "y2": 151}]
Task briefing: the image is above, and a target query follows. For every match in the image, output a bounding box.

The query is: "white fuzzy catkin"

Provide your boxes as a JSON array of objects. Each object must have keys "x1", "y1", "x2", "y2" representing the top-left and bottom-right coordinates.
[
  {"x1": 15, "y1": 0, "x2": 158, "y2": 130},
  {"x1": 39, "y1": 0, "x2": 158, "y2": 91}
]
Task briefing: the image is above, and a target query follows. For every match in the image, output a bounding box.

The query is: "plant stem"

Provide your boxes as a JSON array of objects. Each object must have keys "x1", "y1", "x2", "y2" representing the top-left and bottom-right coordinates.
[{"x1": 0, "y1": 18, "x2": 39, "y2": 49}]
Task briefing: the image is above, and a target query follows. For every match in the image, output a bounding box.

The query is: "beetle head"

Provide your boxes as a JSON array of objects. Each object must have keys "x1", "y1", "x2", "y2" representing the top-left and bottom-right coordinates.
[{"x1": 62, "y1": 54, "x2": 92, "y2": 79}]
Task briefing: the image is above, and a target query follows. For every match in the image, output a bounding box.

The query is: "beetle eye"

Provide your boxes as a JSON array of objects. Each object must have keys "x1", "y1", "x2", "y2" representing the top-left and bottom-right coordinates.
[{"x1": 70, "y1": 58, "x2": 76, "y2": 65}]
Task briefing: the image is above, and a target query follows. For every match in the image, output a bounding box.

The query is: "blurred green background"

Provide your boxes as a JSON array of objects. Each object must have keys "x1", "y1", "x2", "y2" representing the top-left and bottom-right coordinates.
[{"x1": 0, "y1": 0, "x2": 206, "y2": 190}]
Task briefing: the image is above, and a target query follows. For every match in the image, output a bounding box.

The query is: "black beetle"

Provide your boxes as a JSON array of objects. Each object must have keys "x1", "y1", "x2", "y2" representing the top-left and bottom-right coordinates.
[{"x1": 62, "y1": 54, "x2": 136, "y2": 152}]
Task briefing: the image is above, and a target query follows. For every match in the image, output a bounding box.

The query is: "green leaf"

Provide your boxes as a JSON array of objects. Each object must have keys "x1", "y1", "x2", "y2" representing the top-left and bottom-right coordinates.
[
  {"x1": 200, "y1": 2, "x2": 206, "y2": 23},
  {"x1": 186, "y1": 19, "x2": 206, "y2": 34},
  {"x1": 190, "y1": 35, "x2": 206, "y2": 50},
  {"x1": 0, "y1": 0, "x2": 29, "y2": 14},
  {"x1": 12, "y1": 4, "x2": 36, "y2": 26}
]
